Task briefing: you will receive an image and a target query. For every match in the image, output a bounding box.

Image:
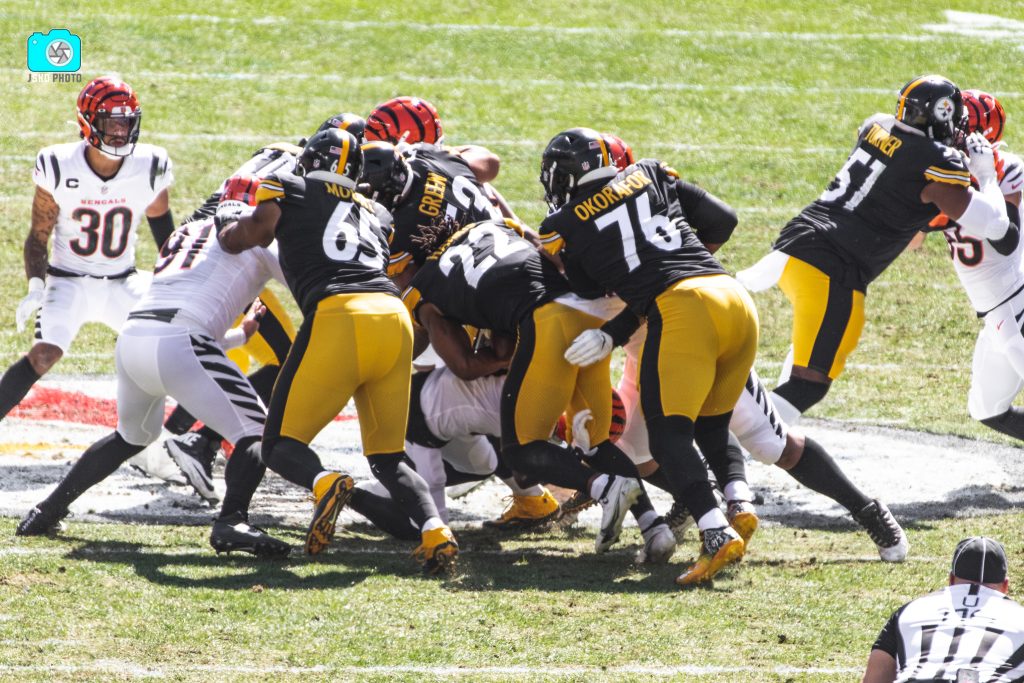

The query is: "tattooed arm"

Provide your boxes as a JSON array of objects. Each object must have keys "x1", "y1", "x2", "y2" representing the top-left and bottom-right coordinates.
[{"x1": 25, "y1": 186, "x2": 58, "y2": 280}]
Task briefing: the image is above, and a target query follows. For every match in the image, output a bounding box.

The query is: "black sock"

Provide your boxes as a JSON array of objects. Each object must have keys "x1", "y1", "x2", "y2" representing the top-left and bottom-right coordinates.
[
  {"x1": 586, "y1": 441, "x2": 641, "y2": 477},
  {"x1": 442, "y1": 460, "x2": 491, "y2": 486},
  {"x1": 504, "y1": 440, "x2": 595, "y2": 491},
  {"x1": 163, "y1": 403, "x2": 196, "y2": 435},
  {"x1": 219, "y1": 437, "x2": 265, "y2": 519},
  {"x1": 773, "y1": 377, "x2": 831, "y2": 413},
  {"x1": 349, "y1": 487, "x2": 420, "y2": 540},
  {"x1": 0, "y1": 357, "x2": 41, "y2": 421},
  {"x1": 980, "y1": 408, "x2": 1024, "y2": 441},
  {"x1": 261, "y1": 437, "x2": 324, "y2": 491},
  {"x1": 695, "y1": 413, "x2": 746, "y2": 491},
  {"x1": 369, "y1": 452, "x2": 440, "y2": 529},
  {"x1": 785, "y1": 437, "x2": 871, "y2": 514},
  {"x1": 41, "y1": 431, "x2": 145, "y2": 513},
  {"x1": 643, "y1": 468, "x2": 679, "y2": 498},
  {"x1": 630, "y1": 480, "x2": 656, "y2": 522},
  {"x1": 247, "y1": 364, "x2": 280, "y2": 405},
  {"x1": 647, "y1": 415, "x2": 718, "y2": 521},
  {"x1": 197, "y1": 425, "x2": 223, "y2": 446}
]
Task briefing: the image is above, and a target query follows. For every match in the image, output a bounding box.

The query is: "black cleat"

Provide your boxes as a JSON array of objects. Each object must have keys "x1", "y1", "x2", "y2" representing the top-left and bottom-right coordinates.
[
  {"x1": 854, "y1": 499, "x2": 909, "y2": 562},
  {"x1": 164, "y1": 432, "x2": 219, "y2": 505},
  {"x1": 210, "y1": 512, "x2": 290, "y2": 558},
  {"x1": 16, "y1": 506, "x2": 68, "y2": 537}
]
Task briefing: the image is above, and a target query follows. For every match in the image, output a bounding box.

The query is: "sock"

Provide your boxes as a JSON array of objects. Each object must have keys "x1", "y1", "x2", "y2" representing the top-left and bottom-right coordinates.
[
  {"x1": 368, "y1": 452, "x2": 441, "y2": 529},
  {"x1": 647, "y1": 415, "x2": 719, "y2": 521},
  {"x1": 695, "y1": 413, "x2": 746, "y2": 494},
  {"x1": 262, "y1": 437, "x2": 324, "y2": 491},
  {"x1": 197, "y1": 425, "x2": 223, "y2": 447},
  {"x1": 420, "y1": 516, "x2": 444, "y2": 532},
  {"x1": 587, "y1": 441, "x2": 641, "y2": 477},
  {"x1": 501, "y1": 476, "x2": 543, "y2": 497},
  {"x1": 589, "y1": 473, "x2": 610, "y2": 500},
  {"x1": 636, "y1": 510, "x2": 659, "y2": 533},
  {"x1": 724, "y1": 480, "x2": 754, "y2": 503},
  {"x1": 784, "y1": 436, "x2": 871, "y2": 514},
  {"x1": 163, "y1": 403, "x2": 197, "y2": 435},
  {"x1": 504, "y1": 440, "x2": 596, "y2": 491},
  {"x1": 219, "y1": 436, "x2": 264, "y2": 519},
  {"x1": 348, "y1": 486, "x2": 419, "y2": 540},
  {"x1": 40, "y1": 431, "x2": 145, "y2": 513},
  {"x1": 0, "y1": 357, "x2": 41, "y2": 421},
  {"x1": 246, "y1": 364, "x2": 280, "y2": 405},
  {"x1": 442, "y1": 460, "x2": 491, "y2": 486},
  {"x1": 980, "y1": 408, "x2": 1024, "y2": 441},
  {"x1": 772, "y1": 377, "x2": 831, "y2": 422},
  {"x1": 643, "y1": 467, "x2": 678, "y2": 498},
  {"x1": 629, "y1": 482, "x2": 656, "y2": 523},
  {"x1": 697, "y1": 507, "x2": 729, "y2": 531},
  {"x1": 770, "y1": 391, "x2": 802, "y2": 426}
]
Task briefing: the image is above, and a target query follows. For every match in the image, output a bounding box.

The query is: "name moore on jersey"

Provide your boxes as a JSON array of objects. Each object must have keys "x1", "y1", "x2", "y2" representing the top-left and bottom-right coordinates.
[{"x1": 33, "y1": 141, "x2": 173, "y2": 276}]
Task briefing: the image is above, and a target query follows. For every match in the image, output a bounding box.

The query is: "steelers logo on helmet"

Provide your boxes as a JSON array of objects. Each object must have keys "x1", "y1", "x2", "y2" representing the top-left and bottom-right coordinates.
[
  {"x1": 933, "y1": 97, "x2": 955, "y2": 122},
  {"x1": 296, "y1": 128, "x2": 362, "y2": 189}
]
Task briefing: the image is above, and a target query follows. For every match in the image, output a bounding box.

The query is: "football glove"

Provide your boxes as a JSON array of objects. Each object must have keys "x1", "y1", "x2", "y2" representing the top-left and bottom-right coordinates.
[
  {"x1": 213, "y1": 201, "x2": 246, "y2": 233},
  {"x1": 966, "y1": 132, "x2": 997, "y2": 186},
  {"x1": 15, "y1": 277, "x2": 44, "y2": 332},
  {"x1": 564, "y1": 329, "x2": 613, "y2": 367},
  {"x1": 571, "y1": 409, "x2": 597, "y2": 457}
]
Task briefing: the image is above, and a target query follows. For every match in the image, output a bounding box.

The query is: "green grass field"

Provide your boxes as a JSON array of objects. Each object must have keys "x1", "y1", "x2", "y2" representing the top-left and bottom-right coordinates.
[{"x1": 2, "y1": 1, "x2": 1024, "y2": 680}]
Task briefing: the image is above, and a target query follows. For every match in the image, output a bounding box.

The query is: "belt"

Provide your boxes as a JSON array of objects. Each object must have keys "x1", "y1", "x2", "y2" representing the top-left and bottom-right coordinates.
[
  {"x1": 127, "y1": 308, "x2": 180, "y2": 323},
  {"x1": 47, "y1": 265, "x2": 137, "y2": 280}
]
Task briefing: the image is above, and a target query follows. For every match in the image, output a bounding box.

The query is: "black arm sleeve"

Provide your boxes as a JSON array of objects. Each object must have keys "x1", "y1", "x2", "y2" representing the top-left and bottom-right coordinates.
[
  {"x1": 147, "y1": 210, "x2": 175, "y2": 248},
  {"x1": 871, "y1": 609, "x2": 901, "y2": 656},
  {"x1": 186, "y1": 192, "x2": 223, "y2": 224},
  {"x1": 676, "y1": 180, "x2": 738, "y2": 246},
  {"x1": 600, "y1": 308, "x2": 641, "y2": 347}
]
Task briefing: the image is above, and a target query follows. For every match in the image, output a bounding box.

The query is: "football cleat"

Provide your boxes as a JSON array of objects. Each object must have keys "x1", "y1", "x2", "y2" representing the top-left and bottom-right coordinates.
[
  {"x1": 665, "y1": 500, "x2": 694, "y2": 541},
  {"x1": 128, "y1": 442, "x2": 187, "y2": 486},
  {"x1": 854, "y1": 499, "x2": 909, "y2": 562},
  {"x1": 305, "y1": 471, "x2": 355, "y2": 555},
  {"x1": 413, "y1": 526, "x2": 459, "y2": 576},
  {"x1": 595, "y1": 475, "x2": 642, "y2": 553},
  {"x1": 483, "y1": 489, "x2": 560, "y2": 531},
  {"x1": 675, "y1": 526, "x2": 745, "y2": 587},
  {"x1": 726, "y1": 500, "x2": 759, "y2": 547},
  {"x1": 210, "y1": 512, "x2": 290, "y2": 558},
  {"x1": 164, "y1": 432, "x2": 219, "y2": 505},
  {"x1": 556, "y1": 490, "x2": 596, "y2": 526},
  {"x1": 635, "y1": 521, "x2": 677, "y2": 564},
  {"x1": 16, "y1": 506, "x2": 68, "y2": 537}
]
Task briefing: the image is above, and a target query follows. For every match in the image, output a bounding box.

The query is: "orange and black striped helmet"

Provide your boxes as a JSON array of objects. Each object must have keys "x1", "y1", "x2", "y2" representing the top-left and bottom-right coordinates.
[
  {"x1": 601, "y1": 132, "x2": 636, "y2": 171},
  {"x1": 962, "y1": 89, "x2": 1006, "y2": 144},
  {"x1": 316, "y1": 112, "x2": 367, "y2": 142},
  {"x1": 220, "y1": 175, "x2": 261, "y2": 207},
  {"x1": 296, "y1": 128, "x2": 362, "y2": 189},
  {"x1": 365, "y1": 96, "x2": 443, "y2": 145},
  {"x1": 76, "y1": 76, "x2": 142, "y2": 157},
  {"x1": 894, "y1": 75, "x2": 964, "y2": 147}
]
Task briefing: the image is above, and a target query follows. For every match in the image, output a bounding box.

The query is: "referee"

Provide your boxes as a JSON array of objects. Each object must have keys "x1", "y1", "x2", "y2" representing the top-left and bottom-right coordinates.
[{"x1": 863, "y1": 536, "x2": 1024, "y2": 683}]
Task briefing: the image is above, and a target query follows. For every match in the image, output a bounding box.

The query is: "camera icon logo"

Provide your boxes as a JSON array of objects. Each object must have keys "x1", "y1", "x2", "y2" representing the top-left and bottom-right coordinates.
[{"x1": 27, "y1": 29, "x2": 82, "y2": 73}]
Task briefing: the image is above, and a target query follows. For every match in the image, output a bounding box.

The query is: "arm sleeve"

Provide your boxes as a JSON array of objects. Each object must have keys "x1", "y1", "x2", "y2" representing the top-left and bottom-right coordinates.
[
  {"x1": 147, "y1": 210, "x2": 175, "y2": 248},
  {"x1": 871, "y1": 610, "x2": 901, "y2": 657},
  {"x1": 600, "y1": 308, "x2": 641, "y2": 347},
  {"x1": 676, "y1": 180, "x2": 738, "y2": 245}
]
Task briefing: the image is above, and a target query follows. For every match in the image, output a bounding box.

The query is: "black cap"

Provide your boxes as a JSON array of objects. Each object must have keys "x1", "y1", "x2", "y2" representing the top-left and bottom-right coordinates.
[{"x1": 951, "y1": 536, "x2": 1008, "y2": 584}]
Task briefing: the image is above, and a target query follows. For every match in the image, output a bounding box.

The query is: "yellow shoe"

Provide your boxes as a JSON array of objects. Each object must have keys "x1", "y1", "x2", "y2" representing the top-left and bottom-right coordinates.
[
  {"x1": 305, "y1": 471, "x2": 354, "y2": 555},
  {"x1": 675, "y1": 526, "x2": 745, "y2": 587},
  {"x1": 413, "y1": 526, "x2": 459, "y2": 575},
  {"x1": 727, "y1": 500, "x2": 759, "y2": 547},
  {"x1": 483, "y1": 489, "x2": 560, "y2": 530}
]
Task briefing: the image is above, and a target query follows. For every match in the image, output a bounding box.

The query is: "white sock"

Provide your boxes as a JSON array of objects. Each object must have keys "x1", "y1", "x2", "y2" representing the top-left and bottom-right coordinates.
[
  {"x1": 724, "y1": 480, "x2": 754, "y2": 503},
  {"x1": 770, "y1": 391, "x2": 802, "y2": 426},
  {"x1": 697, "y1": 507, "x2": 729, "y2": 531},
  {"x1": 501, "y1": 476, "x2": 543, "y2": 497},
  {"x1": 311, "y1": 470, "x2": 334, "y2": 491},
  {"x1": 589, "y1": 474, "x2": 611, "y2": 501},
  {"x1": 637, "y1": 510, "x2": 660, "y2": 535},
  {"x1": 420, "y1": 516, "x2": 444, "y2": 532}
]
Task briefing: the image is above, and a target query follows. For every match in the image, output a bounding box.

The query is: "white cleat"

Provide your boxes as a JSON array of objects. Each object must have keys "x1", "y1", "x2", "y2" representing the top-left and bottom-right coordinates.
[
  {"x1": 594, "y1": 475, "x2": 642, "y2": 553},
  {"x1": 128, "y1": 441, "x2": 187, "y2": 486},
  {"x1": 635, "y1": 522, "x2": 677, "y2": 564}
]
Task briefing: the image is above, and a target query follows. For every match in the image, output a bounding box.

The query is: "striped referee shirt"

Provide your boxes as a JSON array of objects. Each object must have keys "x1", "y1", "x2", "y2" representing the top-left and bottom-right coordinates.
[{"x1": 873, "y1": 583, "x2": 1024, "y2": 682}]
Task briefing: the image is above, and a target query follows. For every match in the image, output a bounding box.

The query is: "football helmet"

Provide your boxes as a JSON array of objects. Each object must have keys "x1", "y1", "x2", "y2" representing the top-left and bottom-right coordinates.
[
  {"x1": 601, "y1": 132, "x2": 635, "y2": 171},
  {"x1": 895, "y1": 75, "x2": 964, "y2": 147},
  {"x1": 365, "y1": 96, "x2": 443, "y2": 145},
  {"x1": 220, "y1": 174, "x2": 261, "y2": 207},
  {"x1": 540, "y1": 127, "x2": 617, "y2": 210},
  {"x1": 76, "y1": 76, "x2": 142, "y2": 157},
  {"x1": 316, "y1": 112, "x2": 367, "y2": 142},
  {"x1": 962, "y1": 89, "x2": 1006, "y2": 144},
  {"x1": 358, "y1": 141, "x2": 412, "y2": 211},
  {"x1": 295, "y1": 128, "x2": 362, "y2": 189}
]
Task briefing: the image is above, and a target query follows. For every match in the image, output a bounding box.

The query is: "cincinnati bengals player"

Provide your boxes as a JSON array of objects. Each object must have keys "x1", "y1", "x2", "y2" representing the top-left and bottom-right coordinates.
[
  {"x1": 738, "y1": 75, "x2": 1004, "y2": 427},
  {"x1": 219, "y1": 128, "x2": 459, "y2": 575},
  {"x1": 18, "y1": 176, "x2": 291, "y2": 558},
  {"x1": 0, "y1": 76, "x2": 173, "y2": 423}
]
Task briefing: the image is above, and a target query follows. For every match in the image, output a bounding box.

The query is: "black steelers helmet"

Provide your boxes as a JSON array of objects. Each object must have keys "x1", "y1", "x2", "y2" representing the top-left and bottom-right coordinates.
[
  {"x1": 895, "y1": 75, "x2": 965, "y2": 147},
  {"x1": 358, "y1": 141, "x2": 412, "y2": 211},
  {"x1": 316, "y1": 112, "x2": 367, "y2": 142},
  {"x1": 540, "y1": 127, "x2": 618, "y2": 211},
  {"x1": 295, "y1": 128, "x2": 362, "y2": 188}
]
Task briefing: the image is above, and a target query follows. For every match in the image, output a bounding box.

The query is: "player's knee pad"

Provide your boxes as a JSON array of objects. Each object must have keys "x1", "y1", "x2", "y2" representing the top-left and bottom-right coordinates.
[{"x1": 772, "y1": 377, "x2": 831, "y2": 413}]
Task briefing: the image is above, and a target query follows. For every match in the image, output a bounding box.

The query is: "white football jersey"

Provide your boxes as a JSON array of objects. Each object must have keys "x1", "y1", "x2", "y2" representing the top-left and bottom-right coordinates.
[
  {"x1": 133, "y1": 217, "x2": 284, "y2": 340},
  {"x1": 32, "y1": 141, "x2": 173, "y2": 276},
  {"x1": 421, "y1": 367, "x2": 504, "y2": 441},
  {"x1": 944, "y1": 150, "x2": 1024, "y2": 314}
]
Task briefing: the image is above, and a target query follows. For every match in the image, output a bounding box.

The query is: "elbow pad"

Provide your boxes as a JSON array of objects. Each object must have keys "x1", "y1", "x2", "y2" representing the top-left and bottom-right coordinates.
[{"x1": 957, "y1": 187, "x2": 1010, "y2": 240}]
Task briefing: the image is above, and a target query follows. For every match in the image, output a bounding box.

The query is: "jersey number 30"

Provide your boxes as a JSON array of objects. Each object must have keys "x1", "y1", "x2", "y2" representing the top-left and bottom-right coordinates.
[{"x1": 70, "y1": 206, "x2": 133, "y2": 258}]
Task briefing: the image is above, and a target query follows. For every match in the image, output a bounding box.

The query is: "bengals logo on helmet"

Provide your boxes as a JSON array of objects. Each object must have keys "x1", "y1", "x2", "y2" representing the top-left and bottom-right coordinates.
[
  {"x1": 76, "y1": 76, "x2": 142, "y2": 157},
  {"x1": 963, "y1": 89, "x2": 1006, "y2": 144},
  {"x1": 365, "y1": 96, "x2": 444, "y2": 145}
]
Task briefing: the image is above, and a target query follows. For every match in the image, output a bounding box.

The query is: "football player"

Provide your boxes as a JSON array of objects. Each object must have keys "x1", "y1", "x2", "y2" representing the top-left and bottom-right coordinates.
[
  {"x1": 929, "y1": 91, "x2": 1024, "y2": 441},
  {"x1": 0, "y1": 76, "x2": 174, "y2": 423},
  {"x1": 537, "y1": 128, "x2": 757, "y2": 586},
  {"x1": 218, "y1": 129, "x2": 459, "y2": 575},
  {"x1": 17, "y1": 176, "x2": 291, "y2": 558},
  {"x1": 738, "y1": 75, "x2": 1004, "y2": 425}
]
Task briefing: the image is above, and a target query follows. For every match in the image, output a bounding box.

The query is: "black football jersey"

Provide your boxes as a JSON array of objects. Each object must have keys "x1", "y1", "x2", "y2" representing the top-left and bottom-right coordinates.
[
  {"x1": 403, "y1": 220, "x2": 569, "y2": 334},
  {"x1": 257, "y1": 171, "x2": 397, "y2": 316},
  {"x1": 537, "y1": 159, "x2": 727, "y2": 315},
  {"x1": 388, "y1": 144, "x2": 502, "y2": 274},
  {"x1": 774, "y1": 114, "x2": 971, "y2": 290}
]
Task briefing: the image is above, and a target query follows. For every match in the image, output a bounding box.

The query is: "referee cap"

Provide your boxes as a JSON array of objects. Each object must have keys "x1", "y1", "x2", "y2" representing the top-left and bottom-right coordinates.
[{"x1": 951, "y1": 536, "x2": 1008, "y2": 584}]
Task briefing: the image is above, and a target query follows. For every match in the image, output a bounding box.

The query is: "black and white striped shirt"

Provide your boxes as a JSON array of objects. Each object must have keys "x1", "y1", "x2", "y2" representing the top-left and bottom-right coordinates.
[{"x1": 873, "y1": 584, "x2": 1024, "y2": 682}]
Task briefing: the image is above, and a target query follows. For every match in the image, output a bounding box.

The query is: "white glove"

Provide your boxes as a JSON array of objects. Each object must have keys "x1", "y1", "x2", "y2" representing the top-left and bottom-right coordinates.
[
  {"x1": 966, "y1": 132, "x2": 997, "y2": 187},
  {"x1": 15, "y1": 278, "x2": 44, "y2": 332},
  {"x1": 213, "y1": 201, "x2": 246, "y2": 233},
  {"x1": 564, "y1": 329, "x2": 613, "y2": 366},
  {"x1": 571, "y1": 409, "x2": 595, "y2": 455}
]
